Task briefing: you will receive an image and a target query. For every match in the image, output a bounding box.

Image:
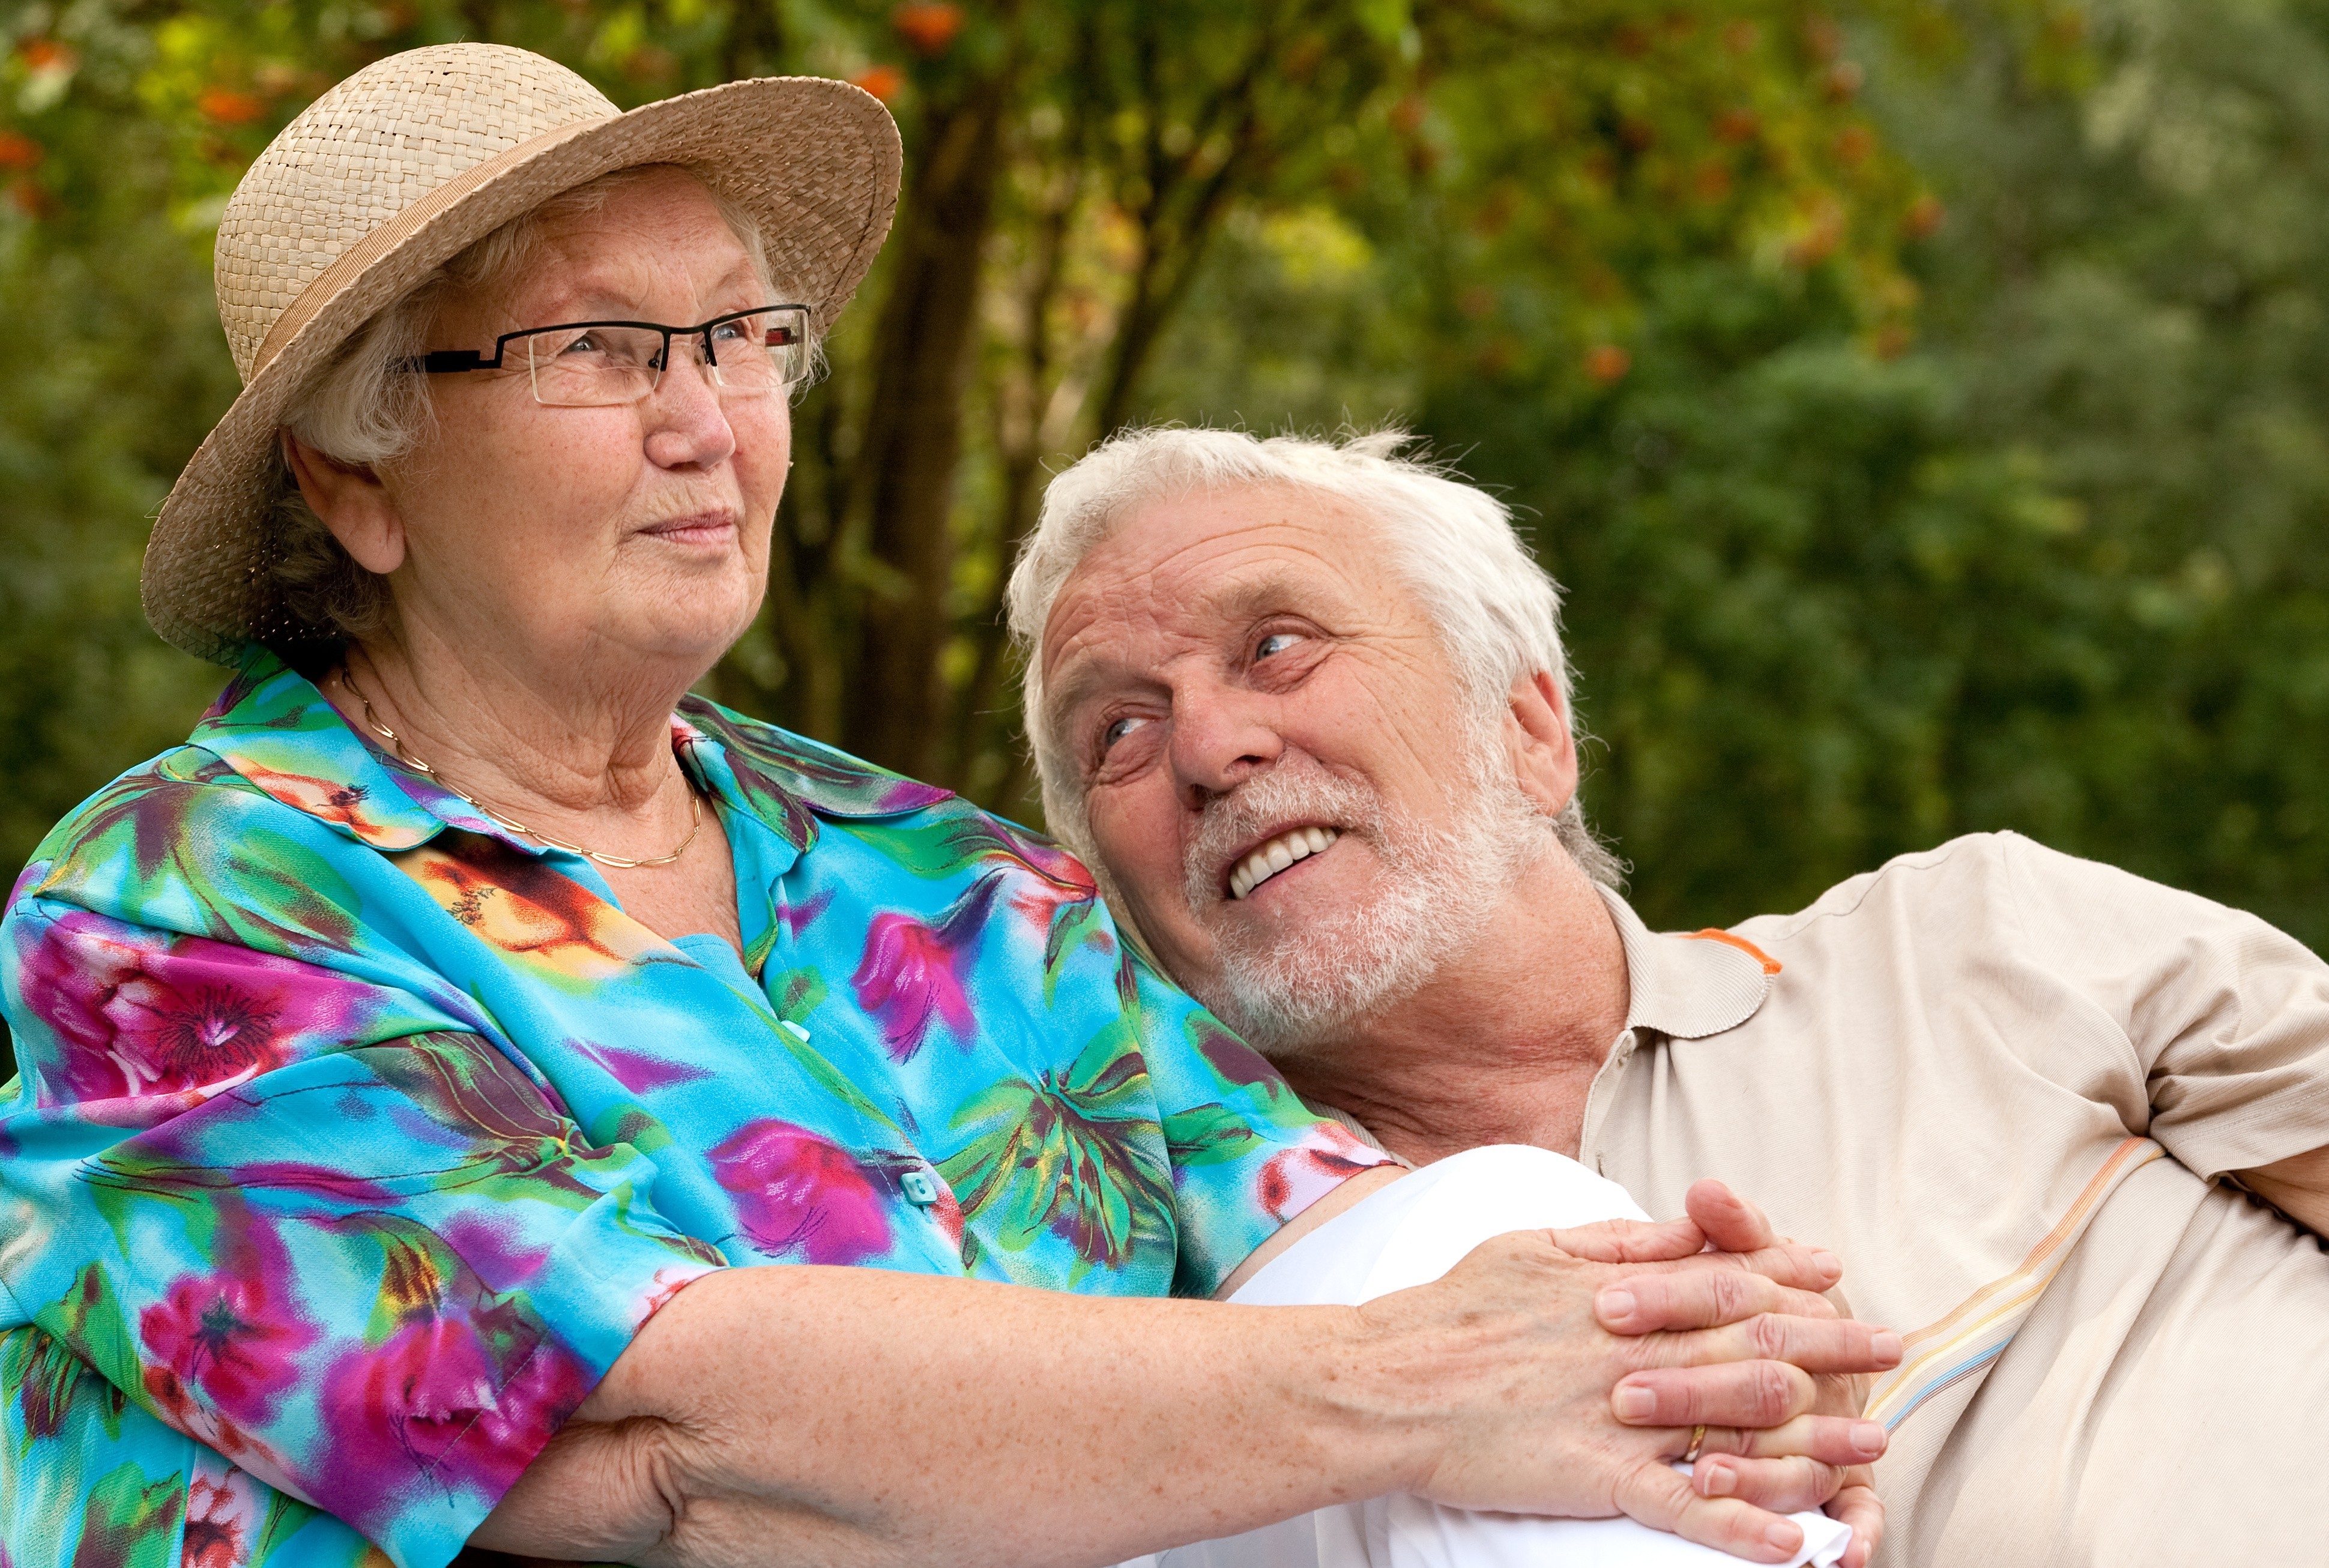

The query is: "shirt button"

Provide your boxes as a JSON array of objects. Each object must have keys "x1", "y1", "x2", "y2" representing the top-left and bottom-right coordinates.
[
  {"x1": 901, "y1": 1169, "x2": 940, "y2": 1207},
  {"x1": 779, "y1": 1020, "x2": 811, "y2": 1043}
]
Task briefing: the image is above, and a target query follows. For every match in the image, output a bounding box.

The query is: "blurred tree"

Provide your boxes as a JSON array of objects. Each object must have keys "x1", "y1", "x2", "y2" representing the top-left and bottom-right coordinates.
[{"x1": 26, "y1": 0, "x2": 2329, "y2": 1082}]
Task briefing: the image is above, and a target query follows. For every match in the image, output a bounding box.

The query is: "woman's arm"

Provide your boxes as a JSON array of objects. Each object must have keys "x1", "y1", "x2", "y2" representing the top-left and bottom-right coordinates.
[{"x1": 473, "y1": 1227, "x2": 1893, "y2": 1568}]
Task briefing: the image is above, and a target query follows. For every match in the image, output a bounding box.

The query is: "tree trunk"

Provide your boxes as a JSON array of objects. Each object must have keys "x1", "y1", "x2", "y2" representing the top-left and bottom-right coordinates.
[{"x1": 844, "y1": 82, "x2": 1013, "y2": 779}]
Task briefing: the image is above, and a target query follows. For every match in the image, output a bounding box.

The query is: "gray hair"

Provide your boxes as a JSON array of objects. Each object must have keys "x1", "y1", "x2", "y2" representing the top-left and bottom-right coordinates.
[
  {"x1": 1004, "y1": 426, "x2": 1623, "y2": 887},
  {"x1": 263, "y1": 164, "x2": 785, "y2": 648}
]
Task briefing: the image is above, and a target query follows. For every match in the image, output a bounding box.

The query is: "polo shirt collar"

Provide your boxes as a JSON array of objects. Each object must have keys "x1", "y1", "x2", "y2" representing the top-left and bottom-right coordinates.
[{"x1": 1596, "y1": 883, "x2": 1780, "y2": 1041}]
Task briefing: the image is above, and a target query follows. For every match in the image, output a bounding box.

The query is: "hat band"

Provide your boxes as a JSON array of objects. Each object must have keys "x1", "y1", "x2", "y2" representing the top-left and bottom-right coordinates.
[{"x1": 247, "y1": 115, "x2": 608, "y2": 380}]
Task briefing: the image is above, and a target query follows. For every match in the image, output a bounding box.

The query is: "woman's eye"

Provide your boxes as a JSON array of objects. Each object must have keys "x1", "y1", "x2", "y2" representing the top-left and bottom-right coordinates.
[
  {"x1": 1256, "y1": 632, "x2": 1304, "y2": 660},
  {"x1": 1101, "y1": 716, "x2": 1147, "y2": 750}
]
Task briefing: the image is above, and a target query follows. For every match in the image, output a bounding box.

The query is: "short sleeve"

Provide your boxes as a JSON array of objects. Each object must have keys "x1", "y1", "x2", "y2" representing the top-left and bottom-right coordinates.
[
  {"x1": 1, "y1": 902, "x2": 722, "y2": 1568},
  {"x1": 2003, "y1": 834, "x2": 2329, "y2": 1179},
  {"x1": 1123, "y1": 957, "x2": 1395, "y2": 1297}
]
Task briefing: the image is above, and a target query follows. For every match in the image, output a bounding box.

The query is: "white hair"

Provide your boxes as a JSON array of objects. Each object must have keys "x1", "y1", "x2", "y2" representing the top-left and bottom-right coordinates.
[{"x1": 1004, "y1": 426, "x2": 1621, "y2": 886}]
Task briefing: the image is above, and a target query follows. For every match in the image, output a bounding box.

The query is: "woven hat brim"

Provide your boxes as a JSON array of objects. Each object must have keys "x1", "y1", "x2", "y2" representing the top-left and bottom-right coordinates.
[{"x1": 145, "y1": 74, "x2": 901, "y2": 665}]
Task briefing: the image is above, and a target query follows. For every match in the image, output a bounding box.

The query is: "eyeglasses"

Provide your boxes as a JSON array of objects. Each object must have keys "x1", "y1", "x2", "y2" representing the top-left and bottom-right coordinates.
[{"x1": 400, "y1": 304, "x2": 814, "y2": 407}]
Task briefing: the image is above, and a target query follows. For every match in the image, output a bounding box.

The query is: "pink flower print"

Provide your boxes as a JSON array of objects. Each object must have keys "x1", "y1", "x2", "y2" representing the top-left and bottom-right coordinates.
[
  {"x1": 852, "y1": 915, "x2": 974, "y2": 1061},
  {"x1": 313, "y1": 1297, "x2": 592, "y2": 1530},
  {"x1": 138, "y1": 1244, "x2": 316, "y2": 1464},
  {"x1": 1256, "y1": 1136, "x2": 1385, "y2": 1223},
  {"x1": 19, "y1": 912, "x2": 369, "y2": 1103},
  {"x1": 181, "y1": 1463, "x2": 265, "y2": 1568},
  {"x1": 709, "y1": 1120, "x2": 893, "y2": 1264},
  {"x1": 850, "y1": 874, "x2": 1000, "y2": 1061}
]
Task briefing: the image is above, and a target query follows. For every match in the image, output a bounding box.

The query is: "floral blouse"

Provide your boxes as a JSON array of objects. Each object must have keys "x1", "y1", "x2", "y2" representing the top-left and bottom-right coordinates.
[{"x1": 0, "y1": 648, "x2": 1386, "y2": 1568}]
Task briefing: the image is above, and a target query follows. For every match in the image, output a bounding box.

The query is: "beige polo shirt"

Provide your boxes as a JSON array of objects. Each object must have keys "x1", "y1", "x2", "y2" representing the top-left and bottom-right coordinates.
[{"x1": 1352, "y1": 831, "x2": 2329, "y2": 1565}]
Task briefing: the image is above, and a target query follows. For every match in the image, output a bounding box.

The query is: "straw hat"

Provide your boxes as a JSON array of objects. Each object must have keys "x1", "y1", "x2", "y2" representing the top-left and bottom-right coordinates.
[{"x1": 143, "y1": 43, "x2": 901, "y2": 665}]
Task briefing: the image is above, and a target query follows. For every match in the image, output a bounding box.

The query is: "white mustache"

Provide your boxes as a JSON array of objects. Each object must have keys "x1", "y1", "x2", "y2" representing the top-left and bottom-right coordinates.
[{"x1": 1182, "y1": 761, "x2": 1386, "y2": 910}]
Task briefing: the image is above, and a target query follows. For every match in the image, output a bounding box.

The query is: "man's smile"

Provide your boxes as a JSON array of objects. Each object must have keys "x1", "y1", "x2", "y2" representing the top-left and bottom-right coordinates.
[{"x1": 1227, "y1": 824, "x2": 1343, "y2": 900}]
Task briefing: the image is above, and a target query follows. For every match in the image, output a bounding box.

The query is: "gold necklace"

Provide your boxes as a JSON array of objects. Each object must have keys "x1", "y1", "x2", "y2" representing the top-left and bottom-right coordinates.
[{"x1": 334, "y1": 669, "x2": 702, "y2": 870}]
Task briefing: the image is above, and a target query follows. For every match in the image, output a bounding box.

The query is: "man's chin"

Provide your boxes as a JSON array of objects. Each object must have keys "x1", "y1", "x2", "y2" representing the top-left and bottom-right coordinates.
[{"x1": 1195, "y1": 932, "x2": 1431, "y2": 1059}]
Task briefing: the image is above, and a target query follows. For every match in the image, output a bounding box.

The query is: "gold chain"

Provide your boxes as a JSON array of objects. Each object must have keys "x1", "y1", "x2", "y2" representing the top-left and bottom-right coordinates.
[{"x1": 333, "y1": 669, "x2": 702, "y2": 870}]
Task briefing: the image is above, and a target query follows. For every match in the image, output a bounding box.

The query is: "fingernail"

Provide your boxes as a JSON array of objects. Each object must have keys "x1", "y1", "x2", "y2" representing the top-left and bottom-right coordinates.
[
  {"x1": 1853, "y1": 1420, "x2": 1886, "y2": 1457},
  {"x1": 1700, "y1": 1461, "x2": 1737, "y2": 1497},
  {"x1": 1598, "y1": 1286, "x2": 1636, "y2": 1323},
  {"x1": 1764, "y1": 1521, "x2": 1803, "y2": 1554},
  {"x1": 1872, "y1": 1330, "x2": 1903, "y2": 1364},
  {"x1": 1612, "y1": 1384, "x2": 1655, "y2": 1420},
  {"x1": 1814, "y1": 1250, "x2": 1842, "y2": 1280}
]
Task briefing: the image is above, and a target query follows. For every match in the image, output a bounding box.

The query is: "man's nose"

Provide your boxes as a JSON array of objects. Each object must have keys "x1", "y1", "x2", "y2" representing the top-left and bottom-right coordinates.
[
  {"x1": 1169, "y1": 689, "x2": 1284, "y2": 804},
  {"x1": 642, "y1": 345, "x2": 740, "y2": 470}
]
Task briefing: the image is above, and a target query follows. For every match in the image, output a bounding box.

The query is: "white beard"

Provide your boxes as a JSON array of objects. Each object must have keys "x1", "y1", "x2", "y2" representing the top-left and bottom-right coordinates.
[{"x1": 1181, "y1": 741, "x2": 1553, "y2": 1057}]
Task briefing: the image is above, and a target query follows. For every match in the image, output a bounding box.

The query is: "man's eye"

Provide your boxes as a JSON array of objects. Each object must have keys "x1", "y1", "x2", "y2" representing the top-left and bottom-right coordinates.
[
  {"x1": 1256, "y1": 632, "x2": 1304, "y2": 660},
  {"x1": 1102, "y1": 716, "x2": 1147, "y2": 750}
]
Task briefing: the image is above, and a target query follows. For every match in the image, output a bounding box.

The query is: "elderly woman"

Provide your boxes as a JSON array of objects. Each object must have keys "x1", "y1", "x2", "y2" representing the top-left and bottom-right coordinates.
[{"x1": 0, "y1": 45, "x2": 1889, "y2": 1568}]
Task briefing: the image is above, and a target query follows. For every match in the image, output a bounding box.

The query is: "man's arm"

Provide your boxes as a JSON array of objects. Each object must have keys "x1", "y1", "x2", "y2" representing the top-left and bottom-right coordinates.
[
  {"x1": 2234, "y1": 1145, "x2": 2329, "y2": 1237},
  {"x1": 473, "y1": 1228, "x2": 1896, "y2": 1568}
]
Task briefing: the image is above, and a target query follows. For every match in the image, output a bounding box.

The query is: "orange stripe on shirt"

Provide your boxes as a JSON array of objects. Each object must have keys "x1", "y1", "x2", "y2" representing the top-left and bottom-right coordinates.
[{"x1": 1685, "y1": 929, "x2": 1784, "y2": 975}]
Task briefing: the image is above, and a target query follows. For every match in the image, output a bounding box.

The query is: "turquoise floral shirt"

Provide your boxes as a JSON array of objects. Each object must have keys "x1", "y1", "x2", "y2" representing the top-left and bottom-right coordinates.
[{"x1": 0, "y1": 649, "x2": 1385, "y2": 1568}]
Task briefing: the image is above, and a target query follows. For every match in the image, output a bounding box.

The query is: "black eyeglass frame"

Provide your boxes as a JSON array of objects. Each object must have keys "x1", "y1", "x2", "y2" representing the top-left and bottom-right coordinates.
[{"x1": 397, "y1": 303, "x2": 815, "y2": 380}]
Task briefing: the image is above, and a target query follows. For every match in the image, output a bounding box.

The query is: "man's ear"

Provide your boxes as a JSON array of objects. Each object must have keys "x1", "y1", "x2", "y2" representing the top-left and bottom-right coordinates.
[
  {"x1": 1505, "y1": 668, "x2": 1580, "y2": 816},
  {"x1": 281, "y1": 430, "x2": 405, "y2": 576}
]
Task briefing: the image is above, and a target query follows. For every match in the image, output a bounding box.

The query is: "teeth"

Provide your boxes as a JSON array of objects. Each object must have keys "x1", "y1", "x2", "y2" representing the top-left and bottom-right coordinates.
[{"x1": 1228, "y1": 826, "x2": 1341, "y2": 900}]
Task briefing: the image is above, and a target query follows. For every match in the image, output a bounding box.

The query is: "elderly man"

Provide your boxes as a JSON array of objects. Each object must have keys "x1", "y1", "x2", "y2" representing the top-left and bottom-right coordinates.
[{"x1": 1008, "y1": 427, "x2": 2329, "y2": 1567}]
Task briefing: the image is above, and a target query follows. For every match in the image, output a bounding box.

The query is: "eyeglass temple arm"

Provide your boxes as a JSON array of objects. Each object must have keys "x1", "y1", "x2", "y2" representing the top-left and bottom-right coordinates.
[{"x1": 405, "y1": 348, "x2": 500, "y2": 374}]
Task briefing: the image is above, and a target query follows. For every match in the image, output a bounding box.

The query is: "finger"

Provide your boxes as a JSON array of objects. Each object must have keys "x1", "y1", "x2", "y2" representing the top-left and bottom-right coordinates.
[
  {"x1": 1655, "y1": 1241, "x2": 1841, "y2": 1295},
  {"x1": 1827, "y1": 1478, "x2": 1885, "y2": 1568},
  {"x1": 1551, "y1": 1215, "x2": 1710, "y2": 1264},
  {"x1": 1610, "y1": 1457, "x2": 1806, "y2": 1564},
  {"x1": 1684, "y1": 1179, "x2": 1784, "y2": 1253},
  {"x1": 1675, "y1": 1313, "x2": 1902, "y2": 1377},
  {"x1": 1699, "y1": 1414, "x2": 1888, "y2": 1467},
  {"x1": 1596, "y1": 1268, "x2": 1838, "y2": 1334},
  {"x1": 1612, "y1": 1359, "x2": 1817, "y2": 1428},
  {"x1": 1691, "y1": 1455, "x2": 1844, "y2": 1513}
]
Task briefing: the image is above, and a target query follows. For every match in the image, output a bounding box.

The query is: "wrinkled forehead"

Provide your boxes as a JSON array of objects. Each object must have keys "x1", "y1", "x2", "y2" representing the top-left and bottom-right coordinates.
[
  {"x1": 1038, "y1": 481, "x2": 1400, "y2": 696},
  {"x1": 473, "y1": 170, "x2": 764, "y2": 325}
]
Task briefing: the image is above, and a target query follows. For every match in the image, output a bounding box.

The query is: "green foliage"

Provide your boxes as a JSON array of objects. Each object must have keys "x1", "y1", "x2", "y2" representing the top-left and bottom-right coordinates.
[{"x1": 7, "y1": 0, "x2": 2329, "y2": 1083}]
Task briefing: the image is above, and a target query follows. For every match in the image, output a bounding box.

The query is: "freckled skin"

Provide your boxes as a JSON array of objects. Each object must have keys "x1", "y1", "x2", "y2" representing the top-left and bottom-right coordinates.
[
  {"x1": 1039, "y1": 484, "x2": 1583, "y2": 1025},
  {"x1": 381, "y1": 170, "x2": 789, "y2": 689},
  {"x1": 285, "y1": 169, "x2": 788, "y2": 950}
]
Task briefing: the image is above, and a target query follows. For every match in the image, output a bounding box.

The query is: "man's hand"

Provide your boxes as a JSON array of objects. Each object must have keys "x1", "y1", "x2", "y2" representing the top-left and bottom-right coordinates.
[{"x1": 1558, "y1": 1180, "x2": 1893, "y2": 1563}]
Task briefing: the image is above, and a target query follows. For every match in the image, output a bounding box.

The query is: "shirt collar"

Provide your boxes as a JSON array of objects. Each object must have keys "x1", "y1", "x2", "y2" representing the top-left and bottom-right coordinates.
[
  {"x1": 191, "y1": 646, "x2": 952, "y2": 860},
  {"x1": 1596, "y1": 883, "x2": 1781, "y2": 1041}
]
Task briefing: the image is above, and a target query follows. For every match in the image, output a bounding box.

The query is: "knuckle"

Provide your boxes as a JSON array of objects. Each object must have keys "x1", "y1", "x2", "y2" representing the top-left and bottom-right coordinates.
[
  {"x1": 1709, "y1": 1269, "x2": 1750, "y2": 1322},
  {"x1": 1748, "y1": 1312, "x2": 1790, "y2": 1359},
  {"x1": 1751, "y1": 1360, "x2": 1796, "y2": 1418}
]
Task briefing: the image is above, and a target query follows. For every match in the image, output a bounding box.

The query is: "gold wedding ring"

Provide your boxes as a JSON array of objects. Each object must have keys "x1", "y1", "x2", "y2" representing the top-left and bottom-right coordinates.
[{"x1": 1682, "y1": 1423, "x2": 1709, "y2": 1464}]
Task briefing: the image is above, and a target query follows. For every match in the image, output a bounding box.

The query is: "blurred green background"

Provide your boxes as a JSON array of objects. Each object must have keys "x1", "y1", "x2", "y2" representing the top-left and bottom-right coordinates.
[{"x1": 9, "y1": 0, "x2": 2329, "y2": 1079}]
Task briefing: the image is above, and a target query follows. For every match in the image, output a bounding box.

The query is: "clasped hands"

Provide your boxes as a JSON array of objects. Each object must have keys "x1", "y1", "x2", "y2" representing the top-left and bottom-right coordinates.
[{"x1": 1363, "y1": 1178, "x2": 1895, "y2": 1567}]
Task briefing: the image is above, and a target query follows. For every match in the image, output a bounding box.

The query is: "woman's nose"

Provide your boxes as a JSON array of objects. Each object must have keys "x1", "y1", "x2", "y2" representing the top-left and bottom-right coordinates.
[{"x1": 642, "y1": 349, "x2": 740, "y2": 470}]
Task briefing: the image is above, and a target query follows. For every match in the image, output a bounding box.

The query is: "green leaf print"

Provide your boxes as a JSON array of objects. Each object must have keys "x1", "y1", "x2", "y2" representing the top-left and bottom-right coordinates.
[
  {"x1": 1161, "y1": 1101, "x2": 1266, "y2": 1169},
  {"x1": 70, "y1": 1460, "x2": 184, "y2": 1568},
  {"x1": 938, "y1": 1019, "x2": 1172, "y2": 1280},
  {"x1": 1041, "y1": 897, "x2": 1113, "y2": 1006},
  {"x1": 5, "y1": 1326, "x2": 125, "y2": 1449}
]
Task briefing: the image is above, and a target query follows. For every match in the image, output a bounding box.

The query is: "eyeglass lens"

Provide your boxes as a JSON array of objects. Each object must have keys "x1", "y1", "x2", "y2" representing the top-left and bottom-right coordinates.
[{"x1": 518, "y1": 308, "x2": 809, "y2": 408}]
